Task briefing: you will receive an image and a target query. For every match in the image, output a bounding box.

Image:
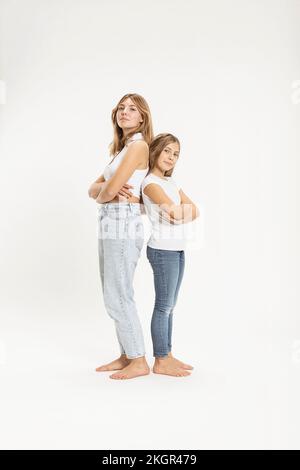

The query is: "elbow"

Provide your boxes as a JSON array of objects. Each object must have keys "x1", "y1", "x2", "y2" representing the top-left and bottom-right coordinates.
[
  {"x1": 88, "y1": 183, "x2": 100, "y2": 199},
  {"x1": 88, "y1": 187, "x2": 96, "y2": 199},
  {"x1": 96, "y1": 187, "x2": 116, "y2": 203}
]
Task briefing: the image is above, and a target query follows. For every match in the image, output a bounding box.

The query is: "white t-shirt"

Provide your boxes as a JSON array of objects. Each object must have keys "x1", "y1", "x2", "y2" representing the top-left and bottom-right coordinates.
[{"x1": 141, "y1": 173, "x2": 186, "y2": 250}]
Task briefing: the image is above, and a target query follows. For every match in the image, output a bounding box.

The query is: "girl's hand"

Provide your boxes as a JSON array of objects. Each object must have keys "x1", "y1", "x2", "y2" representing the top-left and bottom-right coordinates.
[{"x1": 117, "y1": 183, "x2": 134, "y2": 199}]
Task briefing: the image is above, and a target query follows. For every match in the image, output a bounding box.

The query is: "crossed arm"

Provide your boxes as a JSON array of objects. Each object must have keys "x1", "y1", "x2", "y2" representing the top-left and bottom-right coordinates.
[
  {"x1": 88, "y1": 140, "x2": 149, "y2": 203},
  {"x1": 143, "y1": 183, "x2": 200, "y2": 224}
]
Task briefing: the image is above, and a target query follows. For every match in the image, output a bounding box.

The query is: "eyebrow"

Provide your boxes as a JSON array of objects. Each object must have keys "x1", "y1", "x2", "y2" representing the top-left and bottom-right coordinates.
[{"x1": 119, "y1": 103, "x2": 136, "y2": 107}]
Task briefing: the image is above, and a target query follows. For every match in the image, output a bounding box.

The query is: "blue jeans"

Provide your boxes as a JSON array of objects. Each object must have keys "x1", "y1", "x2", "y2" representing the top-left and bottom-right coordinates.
[
  {"x1": 97, "y1": 202, "x2": 145, "y2": 359},
  {"x1": 146, "y1": 246, "x2": 185, "y2": 357}
]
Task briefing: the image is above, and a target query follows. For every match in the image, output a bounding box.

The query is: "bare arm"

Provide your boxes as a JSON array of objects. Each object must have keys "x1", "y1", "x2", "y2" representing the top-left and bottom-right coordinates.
[
  {"x1": 178, "y1": 189, "x2": 200, "y2": 221},
  {"x1": 96, "y1": 140, "x2": 149, "y2": 203},
  {"x1": 143, "y1": 184, "x2": 200, "y2": 223},
  {"x1": 88, "y1": 174, "x2": 134, "y2": 201},
  {"x1": 88, "y1": 174, "x2": 106, "y2": 199}
]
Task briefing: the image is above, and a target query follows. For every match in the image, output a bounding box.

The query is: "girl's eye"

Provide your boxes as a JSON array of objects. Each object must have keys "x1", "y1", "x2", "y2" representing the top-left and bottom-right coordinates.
[{"x1": 118, "y1": 107, "x2": 136, "y2": 111}]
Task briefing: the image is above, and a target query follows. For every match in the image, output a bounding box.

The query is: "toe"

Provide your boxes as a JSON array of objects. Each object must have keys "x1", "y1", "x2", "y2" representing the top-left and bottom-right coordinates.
[{"x1": 109, "y1": 373, "x2": 118, "y2": 379}]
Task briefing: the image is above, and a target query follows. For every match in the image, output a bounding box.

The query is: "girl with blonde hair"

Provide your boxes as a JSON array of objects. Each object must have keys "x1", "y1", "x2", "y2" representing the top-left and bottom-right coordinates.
[{"x1": 88, "y1": 93, "x2": 154, "y2": 380}]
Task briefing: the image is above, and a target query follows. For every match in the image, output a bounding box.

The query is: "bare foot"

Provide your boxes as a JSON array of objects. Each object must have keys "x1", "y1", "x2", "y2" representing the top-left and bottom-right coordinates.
[
  {"x1": 95, "y1": 354, "x2": 130, "y2": 372},
  {"x1": 109, "y1": 357, "x2": 150, "y2": 380},
  {"x1": 167, "y1": 352, "x2": 193, "y2": 370},
  {"x1": 153, "y1": 356, "x2": 191, "y2": 377}
]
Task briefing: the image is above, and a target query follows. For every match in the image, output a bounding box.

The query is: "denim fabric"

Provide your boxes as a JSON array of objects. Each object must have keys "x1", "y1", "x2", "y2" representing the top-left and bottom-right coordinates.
[
  {"x1": 146, "y1": 245, "x2": 185, "y2": 357},
  {"x1": 97, "y1": 203, "x2": 145, "y2": 359}
]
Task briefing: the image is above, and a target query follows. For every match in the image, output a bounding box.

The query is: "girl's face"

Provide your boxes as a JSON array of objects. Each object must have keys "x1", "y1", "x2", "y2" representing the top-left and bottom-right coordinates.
[
  {"x1": 156, "y1": 142, "x2": 180, "y2": 174},
  {"x1": 116, "y1": 97, "x2": 143, "y2": 132}
]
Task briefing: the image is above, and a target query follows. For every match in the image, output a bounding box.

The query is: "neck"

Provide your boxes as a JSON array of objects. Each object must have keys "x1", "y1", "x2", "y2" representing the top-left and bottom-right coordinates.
[
  {"x1": 122, "y1": 128, "x2": 139, "y2": 139},
  {"x1": 152, "y1": 168, "x2": 166, "y2": 179}
]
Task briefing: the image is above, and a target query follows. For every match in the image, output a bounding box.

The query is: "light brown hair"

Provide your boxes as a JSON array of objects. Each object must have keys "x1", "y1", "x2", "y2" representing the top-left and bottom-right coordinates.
[
  {"x1": 147, "y1": 133, "x2": 180, "y2": 177},
  {"x1": 109, "y1": 93, "x2": 154, "y2": 156}
]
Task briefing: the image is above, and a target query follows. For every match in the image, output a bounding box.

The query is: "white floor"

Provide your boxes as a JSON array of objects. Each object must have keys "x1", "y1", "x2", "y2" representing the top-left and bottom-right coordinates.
[{"x1": 1, "y1": 302, "x2": 299, "y2": 450}]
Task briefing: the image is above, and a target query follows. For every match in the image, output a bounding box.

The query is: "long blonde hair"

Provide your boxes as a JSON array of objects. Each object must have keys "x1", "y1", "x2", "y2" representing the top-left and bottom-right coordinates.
[
  {"x1": 109, "y1": 93, "x2": 154, "y2": 156},
  {"x1": 148, "y1": 133, "x2": 180, "y2": 177}
]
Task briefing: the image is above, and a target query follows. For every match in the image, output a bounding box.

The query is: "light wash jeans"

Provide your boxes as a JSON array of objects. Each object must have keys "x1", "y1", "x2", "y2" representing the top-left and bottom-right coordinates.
[
  {"x1": 146, "y1": 246, "x2": 185, "y2": 357},
  {"x1": 97, "y1": 202, "x2": 145, "y2": 359}
]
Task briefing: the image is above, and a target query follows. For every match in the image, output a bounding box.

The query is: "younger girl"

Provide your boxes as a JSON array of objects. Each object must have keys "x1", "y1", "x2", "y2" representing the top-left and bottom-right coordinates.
[{"x1": 141, "y1": 133, "x2": 199, "y2": 377}]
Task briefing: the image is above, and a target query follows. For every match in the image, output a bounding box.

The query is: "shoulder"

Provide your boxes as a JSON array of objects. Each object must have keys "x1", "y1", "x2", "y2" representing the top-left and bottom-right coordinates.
[
  {"x1": 142, "y1": 179, "x2": 174, "y2": 205},
  {"x1": 141, "y1": 174, "x2": 152, "y2": 187},
  {"x1": 142, "y1": 173, "x2": 158, "y2": 184},
  {"x1": 126, "y1": 139, "x2": 149, "y2": 152},
  {"x1": 142, "y1": 176, "x2": 165, "y2": 195},
  {"x1": 124, "y1": 140, "x2": 149, "y2": 162}
]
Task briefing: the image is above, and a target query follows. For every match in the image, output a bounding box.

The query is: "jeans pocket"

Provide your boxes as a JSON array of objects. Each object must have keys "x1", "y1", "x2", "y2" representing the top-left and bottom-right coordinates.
[
  {"x1": 97, "y1": 210, "x2": 106, "y2": 235},
  {"x1": 146, "y1": 245, "x2": 157, "y2": 262},
  {"x1": 98, "y1": 210, "x2": 104, "y2": 222},
  {"x1": 135, "y1": 236, "x2": 144, "y2": 252},
  {"x1": 134, "y1": 219, "x2": 143, "y2": 250}
]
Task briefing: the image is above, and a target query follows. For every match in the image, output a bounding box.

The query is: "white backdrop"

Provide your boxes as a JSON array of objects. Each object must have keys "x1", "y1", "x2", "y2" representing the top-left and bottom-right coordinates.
[{"x1": 0, "y1": 0, "x2": 299, "y2": 450}]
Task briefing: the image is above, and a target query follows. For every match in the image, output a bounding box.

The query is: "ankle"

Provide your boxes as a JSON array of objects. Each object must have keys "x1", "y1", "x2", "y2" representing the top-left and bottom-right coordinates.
[
  {"x1": 154, "y1": 355, "x2": 169, "y2": 362},
  {"x1": 128, "y1": 356, "x2": 147, "y2": 364}
]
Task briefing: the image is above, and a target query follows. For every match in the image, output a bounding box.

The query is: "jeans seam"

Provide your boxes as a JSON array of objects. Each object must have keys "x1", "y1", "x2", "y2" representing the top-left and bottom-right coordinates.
[
  {"x1": 119, "y1": 233, "x2": 139, "y2": 356},
  {"x1": 152, "y1": 252, "x2": 169, "y2": 357},
  {"x1": 120, "y1": 215, "x2": 144, "y2": 357}
]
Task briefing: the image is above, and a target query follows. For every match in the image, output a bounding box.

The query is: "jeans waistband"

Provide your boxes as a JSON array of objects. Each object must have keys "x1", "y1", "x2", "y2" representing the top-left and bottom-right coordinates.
[{"x1": 97, "y1": 202, "x2": 142, "y2": 215}]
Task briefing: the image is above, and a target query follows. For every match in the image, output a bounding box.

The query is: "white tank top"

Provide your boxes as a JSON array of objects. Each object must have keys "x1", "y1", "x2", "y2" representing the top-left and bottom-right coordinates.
[
  {"x1": 103, "y1": 132, "x2": 149, "y2": 198},
  {"x1": 141, "y1": 173, "x2": 186, "y2": 250}
]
